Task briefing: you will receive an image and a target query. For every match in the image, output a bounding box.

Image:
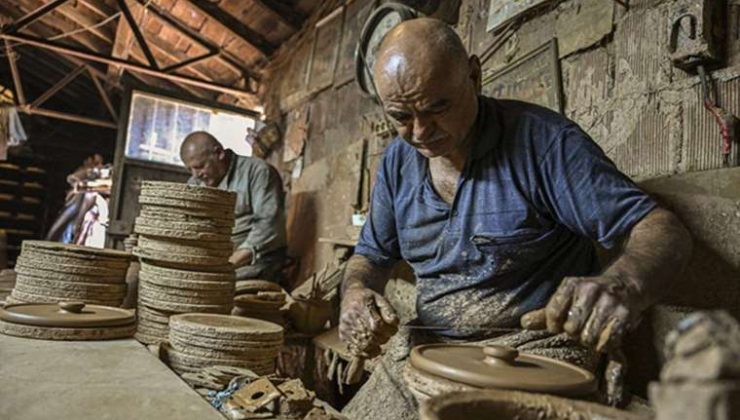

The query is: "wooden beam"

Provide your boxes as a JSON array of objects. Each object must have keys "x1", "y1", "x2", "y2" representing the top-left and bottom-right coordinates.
[
  {"x1": 4, "y1": 40, "x2": 26, "y2": 105},
  {"x1": 253, "y1": 0, "x2": 306, "y2": 31},
  {"x1": 117, "y1": 0, "x2": 158, "y2": 69},
  {"x1": 2, "y1": 33, "x2": 257, "y2": 100},
  {"x1": 162, "y1": 51, "x2": 217, "y2": 73},
  {"x1": 87, "y1": 67, "x2": 118, "y2": 122},
  {"x1": 47, "y1": 0, "x2": 115, "y2": 45},
  {"x1": 130, "y1": 0, "x2": 260, "y2": 81},
  {"x1": 182, "y1": 0, "x2": 276, "y2": 56},
  {"x1": 107, "y1": 1, "x2": 143, "y2": 84},
  {"x1": 77, "y1": 0, "x2": 116, "y2": 19},
  {"x1": 19, "y1": 105, "x2": 117, "y2": 129},
  {"x1": 30, "y1": 64, "x2": 86, "y2": 108},
  {"x1": 5, "y1": 0, "x2": 70, "y2": 33}
]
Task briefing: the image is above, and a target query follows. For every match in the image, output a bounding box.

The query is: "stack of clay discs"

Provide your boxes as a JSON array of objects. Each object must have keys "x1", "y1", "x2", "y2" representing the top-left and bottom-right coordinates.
[
  {"x1": 9, "y1": 241, "x2": 130, "y2": 306},
  {"x1": 133, "y1": 181, "x2": 235, "y2": 271},
  {"x1": 165, "y1": 313, "x2": 283, "y2": 376},
  {"x1": 132, "y1": 181, "x2": 237, "y2": 344},
  {"x1": 0, "y1": 301, "x2": 136, "y2": 340},
  {"x1": 134, "y1": 262, "x2": 236, "y2": 343},
  {"x1": 233, "y1": 280, "x2": 287, "y2": 326}
]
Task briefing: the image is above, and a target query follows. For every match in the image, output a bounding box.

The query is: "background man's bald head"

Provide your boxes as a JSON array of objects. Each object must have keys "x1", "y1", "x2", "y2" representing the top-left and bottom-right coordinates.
[
  {"x1": 373, "y1": 18, "x2": 471, "y2": 91},
  {"x1": 180, "y1": 131, "x2": 222, "y2": 160}
]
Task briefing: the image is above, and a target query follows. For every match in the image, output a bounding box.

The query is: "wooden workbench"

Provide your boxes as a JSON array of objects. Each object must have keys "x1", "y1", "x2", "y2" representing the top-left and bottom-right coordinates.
[{"x1": 0, "y1": 335, "x2": 223, "y2": 420}]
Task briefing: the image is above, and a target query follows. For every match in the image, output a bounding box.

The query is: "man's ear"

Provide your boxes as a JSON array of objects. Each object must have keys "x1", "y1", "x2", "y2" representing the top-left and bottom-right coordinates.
[{"x1": 469, "y1": 55, "x2": 482, "y2": 94}]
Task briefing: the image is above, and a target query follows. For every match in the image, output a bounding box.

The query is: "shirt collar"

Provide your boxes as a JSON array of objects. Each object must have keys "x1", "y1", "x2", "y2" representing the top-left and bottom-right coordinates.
[
  {"x1": 469, "y1": 96, "x2": 501, "y2": 161},
  {"x1": 217, "y1": 149, "x2": 236, "y2": 189}
]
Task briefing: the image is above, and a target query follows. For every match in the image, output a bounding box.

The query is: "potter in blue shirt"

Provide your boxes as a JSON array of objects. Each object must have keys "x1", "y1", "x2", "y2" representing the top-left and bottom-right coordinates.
[
  {"x1": 355, "y1": 96, "x2": 656, "y2": 335},
  {"x1": 339, "y1": 18, "x2": 691, "y2": 360}
]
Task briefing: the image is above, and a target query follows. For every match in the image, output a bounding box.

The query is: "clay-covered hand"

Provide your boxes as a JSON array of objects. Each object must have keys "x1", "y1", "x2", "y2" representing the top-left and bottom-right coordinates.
[
  {"x1": 520, "y1": 275, "x2": 646, "y2": 353},
  {"x1": 228, "y1": 248, "x2": 254, "y2": 268},
  {"x1": 339, "y1": 286, "x2": 399, "y2": 358}
]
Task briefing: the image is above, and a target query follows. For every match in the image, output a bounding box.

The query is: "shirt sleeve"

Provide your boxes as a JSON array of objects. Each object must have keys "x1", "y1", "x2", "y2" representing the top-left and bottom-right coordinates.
[
  {"x1": 538, "y1": 124, "x2": 657, "y2": 249},
  {"x1": 355, "y1": 147, "x2": 402, "y2": 267},
  {"x1": 236, "y1": 164, "x2": 285, "y2": 261}
]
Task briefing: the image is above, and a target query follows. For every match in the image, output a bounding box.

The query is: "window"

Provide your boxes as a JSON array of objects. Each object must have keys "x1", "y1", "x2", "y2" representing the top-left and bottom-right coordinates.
[{"x1": 124, "y1": 91, "x2": 259, "y2": 166}]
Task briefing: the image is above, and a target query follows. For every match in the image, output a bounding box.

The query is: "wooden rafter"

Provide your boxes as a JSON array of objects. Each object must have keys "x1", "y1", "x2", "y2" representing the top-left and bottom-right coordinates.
[
  {"x1": 4, "y1": 40, "x2": 26, "y2": 105},
  {"x1": 30, "y1": 64, "x2": 86, "y2": 108},
  {"x1": 2, "y1": 32, "x2": 257, "y2": 100},
  {"x1": 87, "y1": 67, "x2": 118, "y2": 122},
  {"x1": 117, "y1": 0, "x2": 158, "y2": 69},
  {"x1": 183, "y1": 0, "x2": 277, "y2": 56},
  {"x1": 130, "y1": 0, "x2": 259, "y2": 81},
  {"x1": 253, "y1": 0, "x2": 306, "y2": 31},
  {"x1": 4, "y1": 0, "x2": 69, "y2": 33}
]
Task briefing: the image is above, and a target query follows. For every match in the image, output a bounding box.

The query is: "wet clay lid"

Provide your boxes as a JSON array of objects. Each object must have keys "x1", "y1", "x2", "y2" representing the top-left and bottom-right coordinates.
[
  {"x1": 410, "y1": 344, "x2": 596, "y2": 396},
  {"x1": 0, "y1": 302, "x2": 135, "y2": 328}
]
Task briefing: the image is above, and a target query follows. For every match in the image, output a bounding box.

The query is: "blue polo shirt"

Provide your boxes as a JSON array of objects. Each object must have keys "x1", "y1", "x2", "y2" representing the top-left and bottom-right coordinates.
[{"x1": 355, "y1": 97, "x2": 656, "y2": 336}]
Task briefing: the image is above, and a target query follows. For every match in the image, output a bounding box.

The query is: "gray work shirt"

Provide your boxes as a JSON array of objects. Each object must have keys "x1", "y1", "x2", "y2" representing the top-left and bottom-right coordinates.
[{"x1": 188, "y1": 150, "x2": 287, "y2": 263}]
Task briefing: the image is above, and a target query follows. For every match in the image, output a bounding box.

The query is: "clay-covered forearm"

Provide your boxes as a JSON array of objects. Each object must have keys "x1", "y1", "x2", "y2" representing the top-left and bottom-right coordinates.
[
  {"x1": 602, "y1": 207, "x2": 692, "y2": 310},
  {"x1": 341, "y1": 254, "x2": 393, "y2": 296}
]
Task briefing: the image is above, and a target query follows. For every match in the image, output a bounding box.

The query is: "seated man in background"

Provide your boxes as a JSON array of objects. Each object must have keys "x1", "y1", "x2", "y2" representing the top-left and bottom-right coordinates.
[
  {"x1": 180, "y1": 131, "x2": 287, "y2": 283},
  {"x1": 339, "y1": 18, "x2": 692, "y2": 419}
]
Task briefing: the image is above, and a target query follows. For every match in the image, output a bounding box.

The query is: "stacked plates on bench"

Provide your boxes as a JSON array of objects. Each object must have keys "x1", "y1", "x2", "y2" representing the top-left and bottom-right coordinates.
[
  {"x1": 132, "y1": 182, "x2": 237, "y2": 344},
  {"x1": 165, "y1": 313, "x2": 283, "y2": 376},
  {"x1": 10, "y1": 241, "x2": 130, "y2": 306}
]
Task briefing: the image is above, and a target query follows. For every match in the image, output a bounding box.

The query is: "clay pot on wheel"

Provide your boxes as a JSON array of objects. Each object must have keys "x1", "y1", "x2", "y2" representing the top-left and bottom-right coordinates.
[
  {"x1": 420, "y1": 389, "x2": 645, "y2": 420},
  {"x1": 404, "y1": 344, "x2": 597, "y2": 402}
]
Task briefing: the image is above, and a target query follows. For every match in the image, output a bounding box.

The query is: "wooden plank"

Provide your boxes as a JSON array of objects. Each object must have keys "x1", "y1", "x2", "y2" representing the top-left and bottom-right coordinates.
[
  {"x1": 117, "y1": 0, "x2": 158, "y2": 68},
  {"x1": 6, "y1": 0, "x2": 69, "y2": 32},
  {"x1": 4, "y1": 40, "x2": 25, "y2": 105},
  {"x1": 30, "y1": 64, "x2": 86, "y2": 108},
  {"x1": 108, "y1": 1, "x2": 144, "y2": 83},
  {"x1": 252, "y1": 0, "x2": 306, "y2": 31}
]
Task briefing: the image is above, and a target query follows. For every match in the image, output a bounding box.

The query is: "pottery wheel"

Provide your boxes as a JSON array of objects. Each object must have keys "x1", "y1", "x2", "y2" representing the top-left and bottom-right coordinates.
[{"x1": 409, "y1": 344, "x2": 596, "y2": 397}]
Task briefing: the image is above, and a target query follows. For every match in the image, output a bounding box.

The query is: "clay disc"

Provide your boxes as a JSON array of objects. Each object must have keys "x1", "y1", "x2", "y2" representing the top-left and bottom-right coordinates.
[
  {"x1": 139, "y1": 271, "x2": 234, "y2": 292},
  {"x1": 138, "y1": 195, "x2": 232, "y2": 212},
  {"x1": 20, "y1": 249, "x2": 131, "y2": 269},
  {"x1": 133, "y1": 224, "x2": 232, "y2": 242},
  {"x1": 139, "y1": 262, "x2": 235, "y2": 282},
  {"x1": 15, "y1": 256, "x2": 128, "y2": 277},
  {"x1": 163, "y1": 344, "x2": 275, "y2": 373},
  {"x1": 21, "y1": 241, "x2": 131, "y2": 260},
  {"x1": 138, "y1": 295, "x2": 232, "y2": 314},
  {"x1": 134, "y1": 216, "x2": 233, "y2": 235},
  {"x1": 133, "y1": 247, "x2": 229, "y2": 267},
  {"x1": 410, "y1": 344, "x2": 596, "y2": 397},
  {"x1": 166, "y1": 344, "x2": 275, "y2": 366},
  {"x1": 0, "y1": 302, "x2": 134, "y2": 327},
  {"x1": 140, "y1": 204, "x2": 233, "y2": 220},
  {"x1": 170, "y1": 337, "x2": 282, "y2": 359},
  {"x1": 15, "y1": 274, "x2": 127, "y2": 294},
  {"x1": 13, "y1": 283, "x2": 125, "y2": 301},
  {"x1": 137, "y1": 306, "x2": 172, "y2": 324},
  {"x1": 138, "y1": 286, "x2": 233, "y2": 306},
  {"x1": 140, "y1": 181, "x2": 236, "y2": 204},
  {"x1": 138, "y1": 279, "x2": 233, "y2": 298},
  {"x1": 169, "y1": 331, "x2": 283, "y2": 353},
  {"x1": 10, "y1": 290, "x2": 122, "y2": 307},
  {"x1": 0, "y1": 320, "x2": 136, "y2": 340},
  {"x1": 169, "y1": 313, "x2": 283, "y2": 341},
  {"x1": 13, "y1": 264, "x2": 125, "y2": 284},
  {"x1": 138, "y1": 235, "x2": 233, "y2": 256},
  {"x1": 139, "y1": 207, "x2": 234, "y2": 226},
  {"x1": 134, "y1": 330, "x2": 168, "y2": 345}
]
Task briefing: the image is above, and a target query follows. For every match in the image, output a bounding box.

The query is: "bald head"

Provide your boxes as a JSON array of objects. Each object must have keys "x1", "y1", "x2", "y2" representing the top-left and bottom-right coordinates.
[
  {"x1": 371, "y1": 18, "x2": 480, "y2": 161},
  {"x1": 374, "y1": 18, "x2": 471, "y2": 97},
  {"x1": 180, "y1": 131, "x2": 229, "y2": 187}
]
